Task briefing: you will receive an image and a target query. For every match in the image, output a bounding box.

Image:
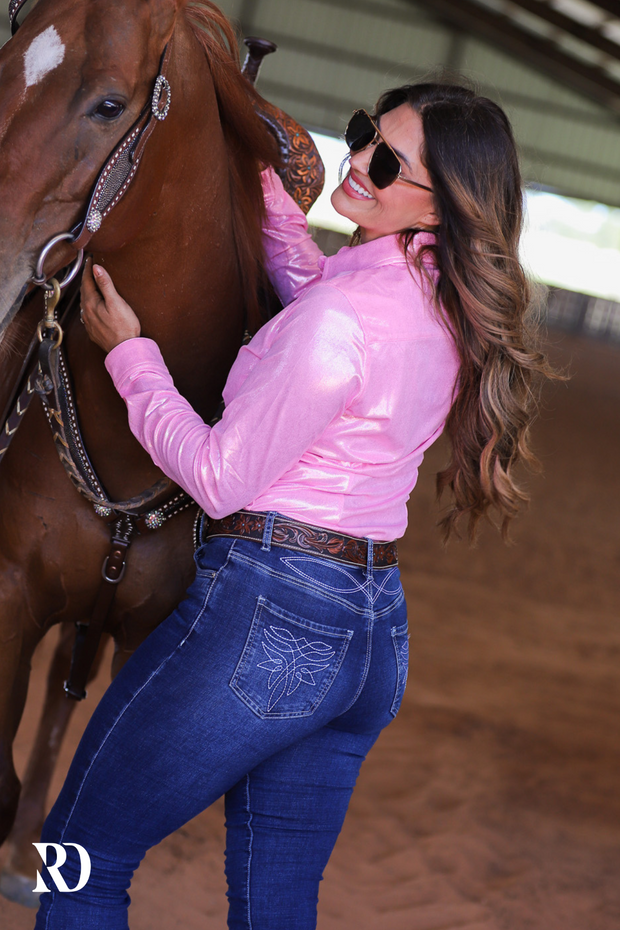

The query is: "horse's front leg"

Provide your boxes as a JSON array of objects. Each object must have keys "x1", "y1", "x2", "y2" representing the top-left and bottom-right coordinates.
[
  {"x1": 0, "y1": 620, "x2": 109, "y2": 908},
  {"x1": 0, "y1": 565, "x2": 36, "y2": 850}
]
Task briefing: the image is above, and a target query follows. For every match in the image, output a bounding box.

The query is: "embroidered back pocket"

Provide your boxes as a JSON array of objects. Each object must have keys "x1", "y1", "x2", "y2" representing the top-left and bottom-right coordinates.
[
  {"x1": 230, "y1": 596, "x2": 353, "y2": 719},
  {"x1": 390, "y1": 622, "x2": 409, "y2": 717}
]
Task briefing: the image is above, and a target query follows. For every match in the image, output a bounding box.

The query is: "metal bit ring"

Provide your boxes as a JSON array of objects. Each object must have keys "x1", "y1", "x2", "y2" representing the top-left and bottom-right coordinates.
[{"x1": 32, "y1": 232, "x2": 85, "y2": 292}]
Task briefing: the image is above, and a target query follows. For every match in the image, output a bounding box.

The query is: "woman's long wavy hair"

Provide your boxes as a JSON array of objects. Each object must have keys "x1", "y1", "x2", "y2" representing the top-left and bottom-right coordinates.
[{"x1": 372, "y1": 82, "x2": 555, "y2": 541}]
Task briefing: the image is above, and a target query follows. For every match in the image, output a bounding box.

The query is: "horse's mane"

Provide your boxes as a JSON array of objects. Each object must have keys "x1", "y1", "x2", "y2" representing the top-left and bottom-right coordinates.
[{"x1": 185, "y1": 1, "x2": 281, "y2": 333}]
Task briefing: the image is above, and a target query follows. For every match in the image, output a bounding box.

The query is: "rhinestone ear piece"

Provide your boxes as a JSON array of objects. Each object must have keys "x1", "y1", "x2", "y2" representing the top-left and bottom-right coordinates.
[{"x1": 152, "y1": 76, "x2": 171, "y2": 121}]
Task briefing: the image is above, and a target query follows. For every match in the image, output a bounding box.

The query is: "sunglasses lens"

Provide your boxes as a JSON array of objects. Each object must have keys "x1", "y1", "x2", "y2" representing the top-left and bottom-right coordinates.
[
  {"x1": 368, "y1": 142, "x2": 401, "y2": 189},
  {"x1": 345, "y1": 110, "x2": 376, "y2": 152}
]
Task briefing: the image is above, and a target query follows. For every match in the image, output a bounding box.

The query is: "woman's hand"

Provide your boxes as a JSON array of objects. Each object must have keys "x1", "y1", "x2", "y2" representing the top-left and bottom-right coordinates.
[{"x1": 80, "y1": 258, "x2": 141, "y2": 353}]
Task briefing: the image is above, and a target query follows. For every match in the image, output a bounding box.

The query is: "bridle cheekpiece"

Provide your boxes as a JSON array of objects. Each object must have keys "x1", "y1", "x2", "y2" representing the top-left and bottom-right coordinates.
[{"x1": 8, "y1": 0, "x2": 173, "y2": 290}]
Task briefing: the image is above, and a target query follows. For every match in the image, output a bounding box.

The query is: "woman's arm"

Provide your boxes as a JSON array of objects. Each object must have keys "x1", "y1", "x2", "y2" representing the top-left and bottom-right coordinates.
[
  {"x1": 80, "y1": 253, "x2": 366, "y2": 519},
  {"x1": 105, "y1": 292, "x2": 364, "y2": 518},
  {"x1": 261, "y1": 167, "x2": 325, "y2": 306}
]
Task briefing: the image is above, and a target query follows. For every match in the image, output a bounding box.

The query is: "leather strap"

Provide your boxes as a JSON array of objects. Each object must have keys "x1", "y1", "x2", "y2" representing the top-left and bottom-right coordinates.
[
  {"x1": 36, "y1": 317, "x2": 184, "y2": 518},
  {"x1": 0, "y1": 370, "x2": 37, "y2": 467},
  {"x1": 202, "y1": 511, "x2": 398, "y2": 568},
  {"x1": 0, "y1": 284, "x2": 80, "y2": 467},
  {"x1": 64, "y1": 516, "x2": 135, "y2": 700},
  {"x1": 72, "y1": 41, "x2": 173, "y2": 251},
  {"x1": 8, "y1": 0, "x2": 27, "y2": 34}
]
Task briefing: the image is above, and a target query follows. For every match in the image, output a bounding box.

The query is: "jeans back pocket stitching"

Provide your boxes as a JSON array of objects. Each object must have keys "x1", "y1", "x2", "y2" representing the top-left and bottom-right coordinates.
[
  {"x1": 257, "y1": 625, "x2": 337, "y2": 712},
  {"x1": 230, "y1": 596, "x2": 353, "y2": 719},
  {"x1": 390, "y1": 625, "x2": 409, "y2": 716}
]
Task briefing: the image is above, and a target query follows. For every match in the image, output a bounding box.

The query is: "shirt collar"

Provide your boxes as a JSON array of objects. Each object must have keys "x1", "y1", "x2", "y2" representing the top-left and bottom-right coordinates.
[{"x1": 321, "y1": 230, "x2": 436, "y2": 279}]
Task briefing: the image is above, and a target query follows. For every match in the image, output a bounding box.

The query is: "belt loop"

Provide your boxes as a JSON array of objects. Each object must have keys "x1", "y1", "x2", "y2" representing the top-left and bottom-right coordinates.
[
  {"x1": 261, "y1": 512, "x2": 276, "y2": 551},
  {"x1": 365, "y1": 537, "x2": 374, "y2": 579}
]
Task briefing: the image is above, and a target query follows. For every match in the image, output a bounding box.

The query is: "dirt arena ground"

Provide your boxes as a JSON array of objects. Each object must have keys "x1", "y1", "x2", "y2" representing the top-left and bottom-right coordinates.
[{"x1": 1, "y1": 330, "x2": 618, "y2": 929}]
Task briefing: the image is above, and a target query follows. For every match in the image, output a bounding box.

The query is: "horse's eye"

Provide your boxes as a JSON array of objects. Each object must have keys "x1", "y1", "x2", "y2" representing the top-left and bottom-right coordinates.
[{"x1": 93, "y1": 99, "x2": 126, "y2": 120}]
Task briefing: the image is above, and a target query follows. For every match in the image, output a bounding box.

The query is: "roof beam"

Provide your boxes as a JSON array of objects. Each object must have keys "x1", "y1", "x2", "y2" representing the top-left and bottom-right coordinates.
[
  {"x1": 247, "y1": 25, "x2": 614, "y2": 125},
  {"x1": 510, "y1": 0, "x2": 620, "y2": 62},
  {"x1": 241, "y1": 27, "x2": 432, "y2": 81},
  {"x1": 586, "y1": 0, "x2": 620, "y2": 17},
  {"x1": 258, "y1": 77, "x2": 620, "y2": 183},
  {"x1": 414, "y1": 0, "x2": 620, "y2": 115}
]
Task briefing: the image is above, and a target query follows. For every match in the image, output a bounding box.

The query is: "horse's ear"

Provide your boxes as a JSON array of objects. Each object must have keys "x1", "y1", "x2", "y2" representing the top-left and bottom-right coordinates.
[{"x1": 146, "y1": 0, "x2": 188, "y2": 42}]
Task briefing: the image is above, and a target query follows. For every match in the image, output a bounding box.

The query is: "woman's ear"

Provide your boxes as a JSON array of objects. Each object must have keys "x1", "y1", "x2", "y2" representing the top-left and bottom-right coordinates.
[{"x1": 419, "y1": 206, "x2": 440, "y2": 230}]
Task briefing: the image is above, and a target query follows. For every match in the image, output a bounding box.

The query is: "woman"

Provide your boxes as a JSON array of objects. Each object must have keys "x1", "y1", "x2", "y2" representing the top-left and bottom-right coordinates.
[{"x1": 35, "y1": 82, "x2": 549, "y2": 929}]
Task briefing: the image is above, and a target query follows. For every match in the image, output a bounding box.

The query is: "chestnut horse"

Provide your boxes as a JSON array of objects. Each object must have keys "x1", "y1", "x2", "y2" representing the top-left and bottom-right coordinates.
[{"x1": 0, "y1": 0, "x2": 320, "y2": 905}]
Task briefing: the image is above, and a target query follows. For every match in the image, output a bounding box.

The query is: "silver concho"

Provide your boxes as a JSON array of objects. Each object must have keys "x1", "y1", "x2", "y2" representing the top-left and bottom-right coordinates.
[
  {"x1": 94, "y1": 503, "x2": 113, "y2": 518},
  {"x1": 152, "y1": 75, "x2": 171, "y2": 122},
  {"x1": 86, "y1": 210, "x2": 103, "y2": 234},
  {"x1": 144, "y1": 510, "x2": 165, "y2": 530}
]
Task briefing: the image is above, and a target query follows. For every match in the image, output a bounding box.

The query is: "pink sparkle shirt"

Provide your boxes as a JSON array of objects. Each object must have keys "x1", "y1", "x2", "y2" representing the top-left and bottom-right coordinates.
[{"x1": 105, "y1": 168, "x2": 459, "y2": 541}]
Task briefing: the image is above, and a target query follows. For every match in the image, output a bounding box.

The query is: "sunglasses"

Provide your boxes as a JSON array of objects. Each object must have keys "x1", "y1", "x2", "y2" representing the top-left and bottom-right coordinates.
[{"x1": 344, "y1": 109, "x2": 433, "y2": 193}]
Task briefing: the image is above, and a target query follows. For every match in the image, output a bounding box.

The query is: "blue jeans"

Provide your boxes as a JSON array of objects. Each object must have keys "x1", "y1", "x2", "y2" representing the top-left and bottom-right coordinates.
[{"x1": 34, "y1": 522, "x2": 408, "y2": 929}]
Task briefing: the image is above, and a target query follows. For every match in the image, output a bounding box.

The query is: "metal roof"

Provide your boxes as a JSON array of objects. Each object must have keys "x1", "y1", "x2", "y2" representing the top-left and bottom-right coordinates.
[
  {"x1": 225, "y1": 0, "x2": 620, "y2": 207},
  {"x1": 426, "y1": 0, "x2": 620, "y2": 115},
  {"x1": 3, "y1": 0, "x2": 620, "y2": 205}
]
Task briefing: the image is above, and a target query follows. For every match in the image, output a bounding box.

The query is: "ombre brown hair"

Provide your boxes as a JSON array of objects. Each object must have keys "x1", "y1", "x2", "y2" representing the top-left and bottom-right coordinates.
[{"x1": 373, "y1": 82, "x2": 554, "y2": 541}]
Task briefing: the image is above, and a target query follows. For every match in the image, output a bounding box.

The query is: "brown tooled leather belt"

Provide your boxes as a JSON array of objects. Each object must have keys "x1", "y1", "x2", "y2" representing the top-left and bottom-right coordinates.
[{"x1": 201, "y1": 510, "x2": 398, "y2": 568}]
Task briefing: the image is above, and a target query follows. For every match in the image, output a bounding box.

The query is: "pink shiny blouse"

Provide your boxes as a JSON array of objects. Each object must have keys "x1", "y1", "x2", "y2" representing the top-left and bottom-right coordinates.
[{"x1": 105, "y1": 169, "x2": 459, "y2": 541}]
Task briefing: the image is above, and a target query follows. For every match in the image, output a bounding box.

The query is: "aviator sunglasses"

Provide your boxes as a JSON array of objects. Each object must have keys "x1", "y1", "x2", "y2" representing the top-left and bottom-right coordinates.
[{"x1": 344, "y1": 109, "x2": 433, "y2": 192}]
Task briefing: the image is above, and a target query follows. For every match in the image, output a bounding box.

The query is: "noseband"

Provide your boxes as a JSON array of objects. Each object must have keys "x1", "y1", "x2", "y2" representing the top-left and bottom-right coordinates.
[{"x1": 9, "y1": 0, "x2": 172, "y2": 291}]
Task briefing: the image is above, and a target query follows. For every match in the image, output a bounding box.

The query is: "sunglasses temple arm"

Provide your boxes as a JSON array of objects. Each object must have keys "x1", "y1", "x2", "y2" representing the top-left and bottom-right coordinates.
[{"x1": 338, "y1": 153, "x2": 351, "y2": 185}]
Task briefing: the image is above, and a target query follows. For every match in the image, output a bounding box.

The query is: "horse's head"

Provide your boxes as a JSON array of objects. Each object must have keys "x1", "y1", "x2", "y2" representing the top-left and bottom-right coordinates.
[{"x1": 0, "y1": 0, "x2": 183, "y2": 340}]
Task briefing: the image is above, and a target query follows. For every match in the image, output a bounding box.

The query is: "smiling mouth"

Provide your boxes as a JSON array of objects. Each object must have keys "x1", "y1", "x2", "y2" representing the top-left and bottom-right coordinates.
[{"x1": 347, "y1": 173, "x2": 373, "y2": 199}]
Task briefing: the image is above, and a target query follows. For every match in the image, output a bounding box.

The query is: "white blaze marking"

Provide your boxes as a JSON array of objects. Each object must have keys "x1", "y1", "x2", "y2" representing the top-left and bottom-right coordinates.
[{"x1": 23, "y1": 26, "x2": 65, "y2": 88}]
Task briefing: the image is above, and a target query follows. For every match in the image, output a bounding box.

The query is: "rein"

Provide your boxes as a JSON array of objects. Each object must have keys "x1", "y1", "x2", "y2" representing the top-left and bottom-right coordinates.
[
  {"x1": 5, "y1": 2, "x2": 182, "y2": 700},
  {"x1": 37, "y1": 284, "x2": 195, "y2": 700},
  {"x1": 1, "y1": 1, "x2": 177, "y2": 519}
]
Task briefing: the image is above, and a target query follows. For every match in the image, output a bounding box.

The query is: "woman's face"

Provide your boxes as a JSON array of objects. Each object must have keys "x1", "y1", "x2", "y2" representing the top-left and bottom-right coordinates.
[{"x1": 331, "y1": 103, "x2": 437, "y2": 242}]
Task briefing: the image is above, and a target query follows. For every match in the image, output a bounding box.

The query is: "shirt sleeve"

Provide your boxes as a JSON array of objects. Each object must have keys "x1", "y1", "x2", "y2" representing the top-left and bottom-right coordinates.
[
  {"x1": 261, "y1": 167, "x2": 325, "y2": 306},
  {"x1": 105, "y1": 286, "x2": 365, "y2": 519}
]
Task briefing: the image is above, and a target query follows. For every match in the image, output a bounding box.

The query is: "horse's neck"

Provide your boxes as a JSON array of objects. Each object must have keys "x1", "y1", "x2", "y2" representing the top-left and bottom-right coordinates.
[
  {"x1": 64, "y1": 17, "x2": 247, "y2": 499},
  {"x1": 111, "y1": 16, "x2": 244, "y2": 401}
]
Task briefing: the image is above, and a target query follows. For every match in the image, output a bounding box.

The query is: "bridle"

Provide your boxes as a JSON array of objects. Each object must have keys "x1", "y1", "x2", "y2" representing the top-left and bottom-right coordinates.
[
  {"x1": 3, "y1": 10, "x2": 309, "y2": 701},
  {"x1": 8, "y1": 0, "x2": 25, "y2": 34},
  {"x1": 9, "y1": 0, "x2": 172, "y2": 292},
  {"x1": 5, "y1": 0, "x2": 179, "y2": 700}
]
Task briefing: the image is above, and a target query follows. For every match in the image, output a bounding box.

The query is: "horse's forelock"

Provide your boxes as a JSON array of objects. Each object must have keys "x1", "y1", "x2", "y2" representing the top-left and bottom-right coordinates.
[{"x1": 184, "y1": 0, "x2": 281, "y2": 332}]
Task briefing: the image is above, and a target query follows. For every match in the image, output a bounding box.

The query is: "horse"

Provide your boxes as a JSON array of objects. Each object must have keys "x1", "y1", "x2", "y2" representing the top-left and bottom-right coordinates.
[{"x1": 0, "y1": 0, "x2": 323, "y2": 905}]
